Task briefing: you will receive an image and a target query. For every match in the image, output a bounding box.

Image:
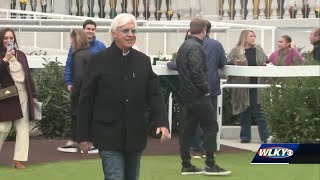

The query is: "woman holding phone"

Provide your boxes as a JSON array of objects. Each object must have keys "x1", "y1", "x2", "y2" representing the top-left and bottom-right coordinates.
[
  {"x1": 227, "y1": 30, "x2": 269, "y2": 144},
  {"x1": 0, "y1": 28, "x2": 37, "y2": 169}
]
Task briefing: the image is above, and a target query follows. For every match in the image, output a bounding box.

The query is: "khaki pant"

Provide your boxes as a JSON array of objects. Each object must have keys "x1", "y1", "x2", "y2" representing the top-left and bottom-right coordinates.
[{"x1": 0, "y1": 83, "x2": 29, "y2": 161}]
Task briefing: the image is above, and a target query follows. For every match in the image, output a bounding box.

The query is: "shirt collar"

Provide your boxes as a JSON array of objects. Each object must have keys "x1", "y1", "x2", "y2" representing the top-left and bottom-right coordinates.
[
  {"x1": 110, "y1": 41, "x2": 133, "y2": 56},
  {"x1": 123, "y1": 50, "x2": 130, "y2": 56},
  {"x1": 188, "y1": 35, "x2": 204, "y2": 45}
]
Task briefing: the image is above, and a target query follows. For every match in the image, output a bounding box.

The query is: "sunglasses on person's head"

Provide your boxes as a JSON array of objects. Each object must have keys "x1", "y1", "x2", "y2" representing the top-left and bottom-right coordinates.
[{"x1": 117, "y1": 28, "x2": 137, "y2": 34}]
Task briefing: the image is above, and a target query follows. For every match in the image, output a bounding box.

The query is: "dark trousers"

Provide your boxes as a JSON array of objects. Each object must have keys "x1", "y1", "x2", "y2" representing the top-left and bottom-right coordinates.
[
  {"x1": 10, "y1": 3, "x2": 16, "y2": 18},
  {"x1": 192, "y1": 96, "x2": 217, "y2": 152},
  {"x1": 180, "y1": 96, "x2": 219, "y2": 168},
  {"x1": 71, "y1": 115, "x2": 77, "y2": 141},
  {"x1": 70, "y1": 95, "x2": 79, "y2": 141},
  {"x1": 41, "y1": 5, "x2": 47, "y2": 13},
  {"x1": 20, "y1": 3, "x2": 27, "y2": 19}
]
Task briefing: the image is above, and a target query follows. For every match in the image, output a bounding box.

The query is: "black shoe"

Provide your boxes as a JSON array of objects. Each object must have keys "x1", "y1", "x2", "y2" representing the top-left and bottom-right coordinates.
[
  {"x1": 181, "y1": 165, "x2": 204, "y2": 175},
  {"x1": 204, "y1": 165, "x2": 231, "y2": 176},
  {"x1": 240, "y1": 140, "x2": 250, "y2": 143}
]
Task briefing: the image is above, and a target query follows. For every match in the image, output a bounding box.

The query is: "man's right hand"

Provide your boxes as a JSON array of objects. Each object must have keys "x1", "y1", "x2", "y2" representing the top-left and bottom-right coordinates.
[
  {"x1": 79, "y1": 141, "x2": 92, "y2": 154},
  {"x1": 67, "y1": 85, "x2": 72, "y2": 93}
]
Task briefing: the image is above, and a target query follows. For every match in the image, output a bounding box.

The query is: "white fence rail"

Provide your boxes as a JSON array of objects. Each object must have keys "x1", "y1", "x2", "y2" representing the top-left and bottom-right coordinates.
[
  {"x1": 27, "y1": 57, "x2": 320, "y2": 150},
  {"x1": 0, "y1": 8, "x2": 277, "y2": 56}
]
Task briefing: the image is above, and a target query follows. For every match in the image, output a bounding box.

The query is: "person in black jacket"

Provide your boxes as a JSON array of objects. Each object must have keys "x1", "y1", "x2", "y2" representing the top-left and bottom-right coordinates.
[
  {"x1": 77, "y1": 13, "x2": 170, "y2": 180},
  {"x1": 57, "y1": 29, "x2": 91, "y2": 153},
  {"x1": 309, "y1": 28, "x2": 320, "y2": 61},
  {"x1": 176, "y1": 18, "x2": 231, "y2": 176}
]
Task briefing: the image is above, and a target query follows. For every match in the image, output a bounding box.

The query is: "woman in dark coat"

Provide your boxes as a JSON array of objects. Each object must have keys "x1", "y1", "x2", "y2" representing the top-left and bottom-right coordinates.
[
  {"x1": 57, "y1": 29, "x2": 92, "y2": 153},
  {"x1": 0, "y1": 28, "x2": 37, "y2": 169}
]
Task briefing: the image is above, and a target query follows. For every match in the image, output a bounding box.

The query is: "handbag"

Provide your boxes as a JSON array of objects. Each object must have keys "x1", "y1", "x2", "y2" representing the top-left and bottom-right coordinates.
[
  {"x1": 33, "y1": 100, "x2": 43, "y2": 120},
  {"x1": 0, "y1": 85, "x2": 19, "y2": 100}
]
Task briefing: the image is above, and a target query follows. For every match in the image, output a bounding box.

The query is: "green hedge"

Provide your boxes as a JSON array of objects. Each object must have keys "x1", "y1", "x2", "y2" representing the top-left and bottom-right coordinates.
[
  {"x1": 262, "y1": 59, "x2": 320, "y2": 143},
  {"x1": 33, "y1": 58, "x2": 71, "y2": 138},
  {"x1": 262, "y1": 77, "x2": 320, "y2": 143}
]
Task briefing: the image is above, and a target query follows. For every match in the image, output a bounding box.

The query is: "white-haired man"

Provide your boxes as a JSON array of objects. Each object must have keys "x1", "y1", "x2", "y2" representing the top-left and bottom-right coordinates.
[{"x1": 77, "y1": 13, "x2": 170, "y2": 180}]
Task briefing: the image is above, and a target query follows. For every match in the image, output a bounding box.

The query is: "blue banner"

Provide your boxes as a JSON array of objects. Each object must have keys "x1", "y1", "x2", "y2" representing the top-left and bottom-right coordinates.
[{"x1": 251, "y1": 144, "x2": 320, "y2": 164}]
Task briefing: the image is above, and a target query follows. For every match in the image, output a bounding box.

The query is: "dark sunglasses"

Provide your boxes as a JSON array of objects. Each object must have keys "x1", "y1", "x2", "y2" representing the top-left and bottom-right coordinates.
[{"x1": 118, "y1": 28, "x2": 137, "y2": 34}]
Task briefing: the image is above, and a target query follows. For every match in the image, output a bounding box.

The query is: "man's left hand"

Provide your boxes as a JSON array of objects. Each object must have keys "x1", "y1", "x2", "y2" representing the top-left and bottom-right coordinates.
[{"x1": 156, "y1": 127, "x2": 170, "y2": 144}]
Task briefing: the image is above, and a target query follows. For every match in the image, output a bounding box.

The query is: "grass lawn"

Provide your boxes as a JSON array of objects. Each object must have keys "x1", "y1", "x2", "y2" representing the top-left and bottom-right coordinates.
[{"x1": 0, "y1": 152, "x2": 319, "y2": 180}]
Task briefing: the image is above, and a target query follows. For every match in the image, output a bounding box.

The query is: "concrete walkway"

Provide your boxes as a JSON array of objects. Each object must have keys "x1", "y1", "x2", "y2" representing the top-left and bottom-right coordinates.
[{"x1": 220, "y1": 139, "x2": 262, "y2": 152}]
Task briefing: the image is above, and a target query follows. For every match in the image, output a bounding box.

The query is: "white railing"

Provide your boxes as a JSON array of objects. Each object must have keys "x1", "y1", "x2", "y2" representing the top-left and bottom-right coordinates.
[
  {"x1": 26, "y1": 58, "x2": 320, "y2": 150},
  {"x1": 0, "y1": 9, "x2": 277, "y2": 56},
  {"x1": 215, "y1": 65, "x2": 320, "y2": 150},
  {"x1": 154, "y1": 65, "x2": 320, "y2": 150},
  {"x1": 0, "y1": 8, "x2": 106, "y2": 20},
  {"x1": 2, "y1": 0, "x2": 204, "y2": 20},
  {"x1": 139, "y1": 65, "x2": 320, "y2": 150},
  {"x1": 220, "y1": 0, "x2": 320, "y2": 20},
  {"x1": 2, "y1": 0, "x2": 320, "y2": 21},
  {"x1": 0, "y1": 24, "x2": 228, "y2": 33}
]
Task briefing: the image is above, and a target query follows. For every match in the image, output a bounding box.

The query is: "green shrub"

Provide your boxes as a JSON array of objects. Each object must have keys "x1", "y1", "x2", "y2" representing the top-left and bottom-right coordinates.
[
  {"x1": 33, "y1": 58, "x2": 71, "y2": 138},
  {"x1": 262, "y1": 59, "x2": 320, "y2": 143},
  {"x1": 158, "y1": 76, "x2": 181, "y2": 134}
]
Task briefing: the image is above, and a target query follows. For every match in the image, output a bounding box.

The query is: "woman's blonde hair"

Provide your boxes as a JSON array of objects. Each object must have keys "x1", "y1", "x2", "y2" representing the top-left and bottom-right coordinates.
[
  {"x1": 71, "y1": 29, "x2": 89, "y2": 51},
  {"x1": 236, "y1": 30, "x2": 256, "y2": 55}
]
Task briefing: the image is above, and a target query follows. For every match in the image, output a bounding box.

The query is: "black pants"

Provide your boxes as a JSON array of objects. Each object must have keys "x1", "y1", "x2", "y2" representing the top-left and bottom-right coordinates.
[
  {"x1": 70, "y1": 95, "x2": 79, "y2": 142},
  {"x1": 180, "y1": 96, "x2": 219, "y2": 168},
  {"x1": 41, "y1": 5, "x2": 47, "y2": 13},
  {"x1": 71, "y1": 115, "x2": 77, "y2": 141}
]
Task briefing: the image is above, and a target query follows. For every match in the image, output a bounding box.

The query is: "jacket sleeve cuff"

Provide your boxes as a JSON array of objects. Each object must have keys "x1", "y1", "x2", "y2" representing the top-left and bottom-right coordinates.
[{"x1": 155, "y1": 120, "x2": 169, "y2": 129}]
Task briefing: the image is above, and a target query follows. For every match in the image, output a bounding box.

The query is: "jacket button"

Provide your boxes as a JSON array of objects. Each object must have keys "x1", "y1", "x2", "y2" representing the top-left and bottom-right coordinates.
[{"x1": 125, "y1": 99, "x2": 129, "y2": 102}]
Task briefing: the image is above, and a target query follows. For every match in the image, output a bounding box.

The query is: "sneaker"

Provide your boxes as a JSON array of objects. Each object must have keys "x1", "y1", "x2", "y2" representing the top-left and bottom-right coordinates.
[
  {"x1": 201, "y1": 150, "x2": 206, "y2": 158},
  {"x1": 57, "y1": 140, "x2": 79, "y2": 153},
  {"x1": 181, "y1": 165, "x2": 204, "y2": 175},
  {"x1": 204, "y1": 165, "x2": 231, "y2": 176},
  {"x1": 80, "y1": 145, "x2": 99, "y2": 154},
  {"x1": 192, "y1": 152, "x2": 202, "y2": 159}
]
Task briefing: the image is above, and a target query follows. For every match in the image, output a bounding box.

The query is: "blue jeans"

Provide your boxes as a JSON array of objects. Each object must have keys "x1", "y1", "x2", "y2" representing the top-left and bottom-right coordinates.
[
  {"x1": 192, "y1": 96, "x2": 217, "y2": 152},
  {"x1": 239, "y1": 89, "x2": 269, "y2": 142},
  {"x1": 99, "y1": 151, "x2": 142, "y2": 180}
]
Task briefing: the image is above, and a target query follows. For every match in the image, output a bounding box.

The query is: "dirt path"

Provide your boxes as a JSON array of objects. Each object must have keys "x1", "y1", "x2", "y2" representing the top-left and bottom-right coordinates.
[{"x1": 0, "y1": 136, "x2": 249, "y2": 167}]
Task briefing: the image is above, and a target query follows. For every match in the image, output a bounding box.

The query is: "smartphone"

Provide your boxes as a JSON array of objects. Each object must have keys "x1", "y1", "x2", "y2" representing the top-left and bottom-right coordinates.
[{"x1": 7, "y1": 42, "x2": 14, "y2": 50}]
